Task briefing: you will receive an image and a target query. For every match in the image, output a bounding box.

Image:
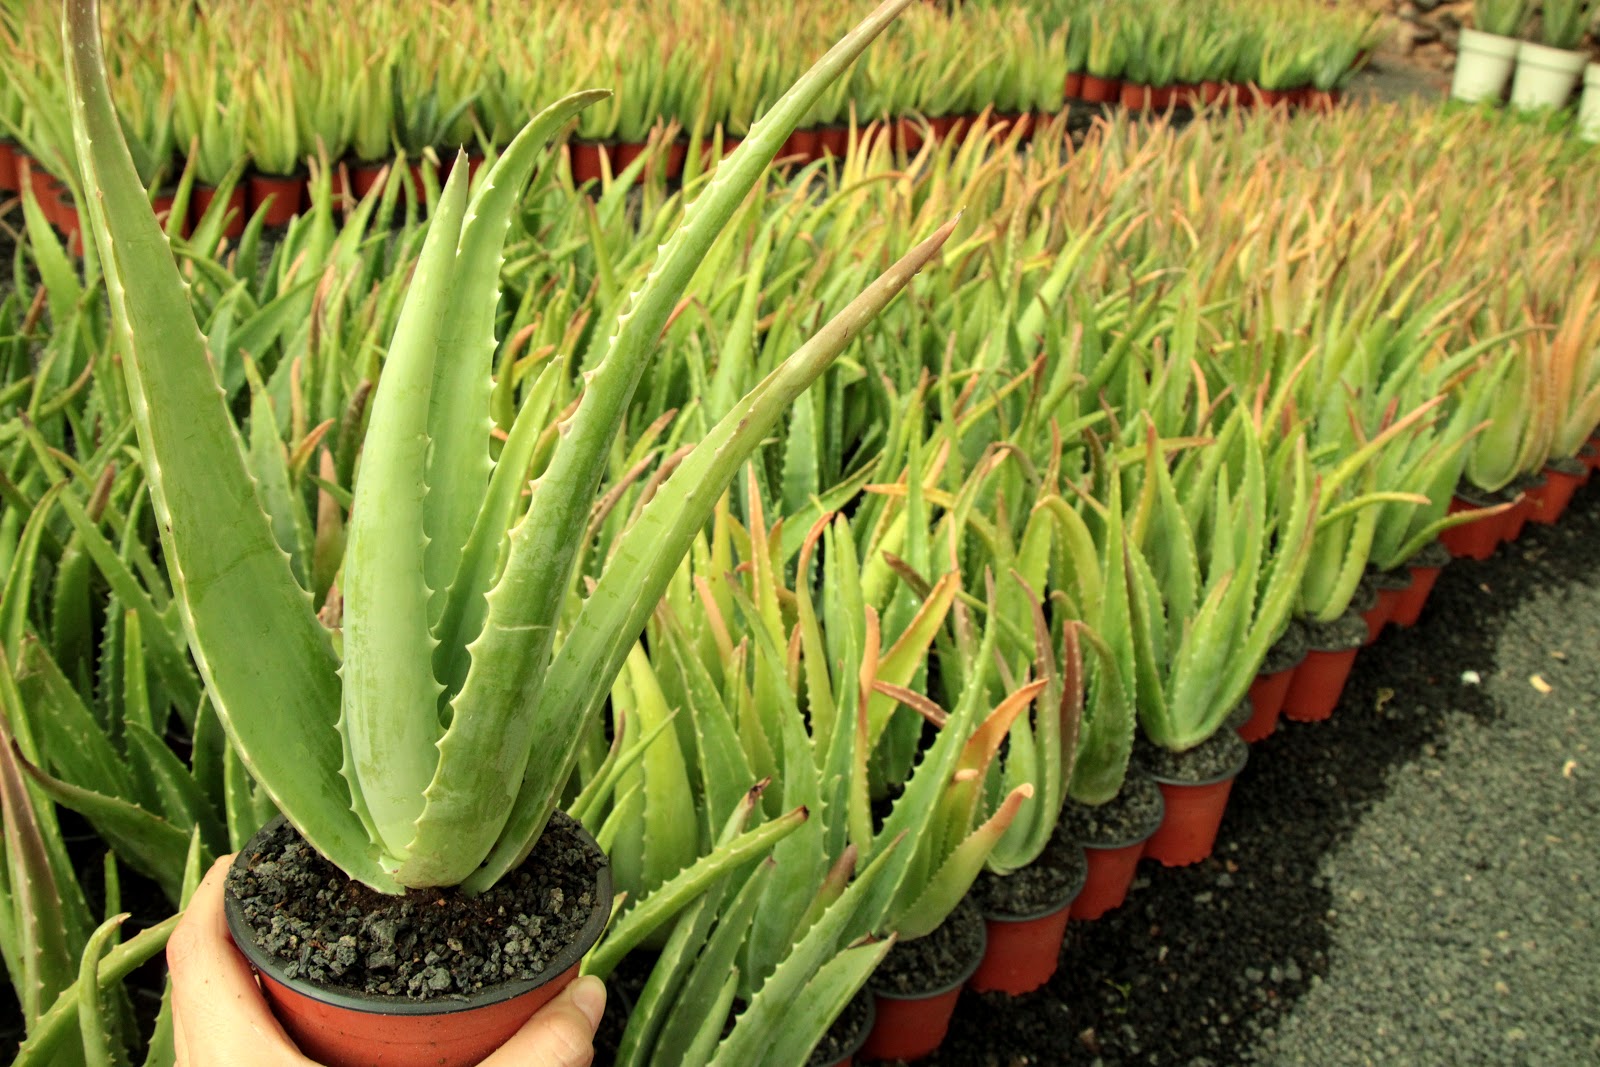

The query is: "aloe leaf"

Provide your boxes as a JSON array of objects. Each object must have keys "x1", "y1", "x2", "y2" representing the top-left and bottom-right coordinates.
[
  {"x1": 896, "y1": 784, "x2": 1034, "y2": 940},
  {"x1": 13, "y1": 914, "x2": 177, "y2": 1067},
  {"x1": 649, "y1": 860, "x2": 773, "y2": 1061},
  {"x1": 75, "y1": 914, "x2": 126, "y2": 1067},
  {"x1": 338, "y1": 163, "x2": 471, "y2": 863},
  {"x1": 709, "y1": 840, "x2": 900, "y2": 1067},
  {"x1": 756, "y1": 939, "x2": 895, "y2": 1067},
  {"x1": 585, "y1": 804, "x2": 807, "y2": 977},
  {"x1": 464, "y1": 217, "x2": 955, "y2": 892},
  {"x1": 62, "y1": 0, "x2": 382, "y2": 889},
  {"x1": 424, "y1": 91, "x2": 611, "y2": 625},
  {"x1": 0, "y1": 681, "x2": 79, "y2": 1028}
]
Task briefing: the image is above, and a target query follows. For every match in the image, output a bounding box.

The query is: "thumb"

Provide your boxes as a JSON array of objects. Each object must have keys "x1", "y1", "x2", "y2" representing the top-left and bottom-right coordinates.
[{"x1": 481, "y1": 974, "x2": 606, "y2": 1067}]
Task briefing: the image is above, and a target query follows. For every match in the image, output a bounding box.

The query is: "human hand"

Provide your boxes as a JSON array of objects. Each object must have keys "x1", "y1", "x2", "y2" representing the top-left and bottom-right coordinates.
[{"x1": 169, "y1": 855, "x2": 607, "y2": 1066}]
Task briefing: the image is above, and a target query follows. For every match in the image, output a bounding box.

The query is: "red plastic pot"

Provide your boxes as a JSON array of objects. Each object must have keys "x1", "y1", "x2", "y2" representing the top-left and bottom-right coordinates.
[
  {"x1": 249, "y1": 173, "x2": 306, "y2": 227},
  {"x1": 1064, "y1": 72, "x2": 1085, "y2": 99},
  {"x1": 193, "y1": 184, "x2": 247, "y2": 239},
  {"x1": 1530, "y1": 465, "x2": 1584, "y2": 525},
  {"x1": 1500, "y1": 488, "x2": 1536, "y2": 543},
  {"x1": 860, "y1": 926, "x2": 985, "y2": 1062},
  {"x1": 894, "y1": 117, "x2": 928, "y2": 155},
  {"x1": 1078, "y1": 74, "x2": 1121, "y2": 104},
  {"x1": 817, "y1": 126, "x2": 851, "y2": 159},
  {"x1": 782, "y1": 128, "x2": 821, "y2": 162},
  {"x1": 1149, "y1": 85, "x2": 1175, "y2": 110},
  {"x1": 1120, "y1": 82, "x2": 1153, "y2": 110},
  {"x1": 1144, "y1": 740, "x2": 1248, "y2": 867},
  {"x1": 1169, "y1": 84, "x2": 1198, "y2": 108},
  {"x1": 1390, "y1": 561, "x2": 1443, "y2": 628},
  {"x1": 1439, "y1": 494, "x2": 1511, "y2": 560},
  {"x1": 968, "y1": 855, "x2": 1086, "y2": 995},
  {"x1": 226, "y1": 817, "x2": 611, "y2": 1067},
  {"x1": 1068, "y1": 784, "x2": 1164, "y2": 921},
  {"x1": 0, "y1": 140, "x2": 17, "y2": 193},
  {"x1": 1252, "y1": 86, "x2": 1291, "y2": 109},
  {"x1": 1281, "y1": 644, "x2": 1359, "y2": 722},
  {"x1": 569, "y1": 142, "x2": 605, "y2": 184},
  {"x1": 610, "y1": 141, "x2": 646, "y2": 172},
  {"x1": 1360, "y1": 580, "x2": 1407, "y2": 646},
  {"x1": 1200, "y1": 80, "x2": 1224, "y2": 106},
  {"x1": 1240, "y1": 665, "x2": 1297, "y2": 743},
  {"x1": 993, "y1": 112, "x2": 1035, "y2": 141}
]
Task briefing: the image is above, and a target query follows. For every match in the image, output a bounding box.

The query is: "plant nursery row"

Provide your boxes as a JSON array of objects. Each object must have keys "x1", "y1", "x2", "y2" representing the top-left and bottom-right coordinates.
[
  {"x1": 0, "y1": 0, "x2": 1381, "y2": 233},
  {"x1": 6, "y1": 1, "x2": 1600, "y2": 1065}
]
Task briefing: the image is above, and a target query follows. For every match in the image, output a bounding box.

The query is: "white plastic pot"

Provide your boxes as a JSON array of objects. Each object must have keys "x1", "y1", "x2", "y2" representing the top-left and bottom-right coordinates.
[
  {"x1": 1451, "y1": 27, "x2": 1520, "y2": 103},
  {"x1": 1508, "y1": 40, "x2": 1589, "y2": 110},
  {"x1": 1580, "y1": 64, "x2": 1600, "y2": 143}
]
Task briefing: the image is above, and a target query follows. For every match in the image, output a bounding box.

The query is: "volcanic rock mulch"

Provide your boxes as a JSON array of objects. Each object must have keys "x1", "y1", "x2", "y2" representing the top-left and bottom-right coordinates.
[{"x1": 914, "y1": 480, "x2": 1600, "y2": 1066}]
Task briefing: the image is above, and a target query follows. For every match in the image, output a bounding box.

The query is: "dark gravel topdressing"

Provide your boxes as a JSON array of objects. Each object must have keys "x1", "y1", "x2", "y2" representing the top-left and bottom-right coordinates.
[
  {"x1": 871, "y1": 897, "x2": 986, "y2": 998},
  {"x1": 227, "y1": 811, "x2": 606, "y2": 1001},
  {"x1": 907, "y1": 474, "x2": 1600, "y2": 1067}
]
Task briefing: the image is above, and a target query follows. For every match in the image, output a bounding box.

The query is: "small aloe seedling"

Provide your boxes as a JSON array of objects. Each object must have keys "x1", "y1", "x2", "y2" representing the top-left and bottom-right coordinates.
[{"x1": 63, "y1": 0, "x2": 946, "y2": 893}]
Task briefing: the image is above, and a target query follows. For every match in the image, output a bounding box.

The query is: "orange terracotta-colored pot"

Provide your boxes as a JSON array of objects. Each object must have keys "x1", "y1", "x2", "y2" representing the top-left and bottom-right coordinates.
[
  {"x1": 1501, "y1": 483, "x2": 1538, "y2": 542},
  {"x1": 1078, "y1": 74, "x2": 1121, "y2": 104},
  {"x1": 1069, "y1": 783, "x2": 1163, "y2": 922},
  {"x1": 0, "y1": 140, "x2": 17, "y2": 193},
  {"x1": 193, "y1": 184, "x2": 248, "y2": 239},
  {"x1": 862, "y1": 922, "x2": 984, "y2": 1062},
  {"x1": 1144, "y1": 744, "x2": 1247, "y2": 868},
  {"x1": 1120, "y1": 82, "x2": 1153, "y2": 110},
  {"x1": 1282, "y1": 645, "x2": 1358, "y2": 723},
  {"x1": 817, "y1": 126, "x2": 851, "y2": 159},
  {"x1": 1200, "y1": 80, "x2": 1224, "y2": 106},
  {"x1": 1064, "y1": 72, "x2": 1085, "y2": 99},
  {"x1": 781, "y1": 128, "x2": 821, "y2": 163},
  {"x1": 249, "y1": 173, "x2": 306, "y2": 227},
  {"x1": 1360, "y1": 582, "x2": 1405, "y2": 646},
  {"x1": 1530, "y1": 465, "x2": 1584, "y2": 525},
  {"x1": 1149, "y1": 85, "x2": 1175, "y2": 110},
  {"x1": 1390, "y1": 561, "x2": 1443, "y2": 628},
  {"x1": 894, "y1": 117, "x2": 928, "y2": 155},
  {"x1": 1240, "y1": 664, "x2": 1298, "y2": 743},
  {"x1": 1439, "y1": 494, "x2": 1510, "y2": 560},
  {"x1": 969, "y1": 856, "x2": 1086, "y2": 995},
  {"x1": 225, "y1": 820, "x2": 612, "y2": 1067},
  {"x1": 569, "y1": 142, "x2": 605, "y2": 184},
  {"x1": 610, "y1": 141, "x2": 646, "y2": 172}
]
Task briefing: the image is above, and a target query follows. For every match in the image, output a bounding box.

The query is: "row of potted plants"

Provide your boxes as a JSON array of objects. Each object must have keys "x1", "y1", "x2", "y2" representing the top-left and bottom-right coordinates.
[
  {"x1": 1453, "y1": 0, "x2": 1600, "y2": 124},
  {"x1": 7, "y1": 19, "x2": 1600, "y2": 1064},
  {"x1": 0, "y1": 0, "x2": 1380, "y2": 233}
]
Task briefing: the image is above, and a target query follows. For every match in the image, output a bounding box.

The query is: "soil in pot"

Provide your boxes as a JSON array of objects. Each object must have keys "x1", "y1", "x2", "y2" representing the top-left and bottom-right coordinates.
[
  {"x1": 1061, "y1": 770, "x2": 1164, "y2": 921},
  {"x1": 1140, "y1": 731, "x2": 1249, "y2": 867},
  {"x1": 226, "y1": 810, "x2": 609, "y2": 1067},
  {"x1": 806, "y1": 988, "x2": 874, "y2": 1067},
  {"x1": 1280, "y1": 610, "x2": 1367, "y2": 723},
  {"x1": 967, "y1": 832, "x2": 1089, "y2": 995},
  {"x1": 1242, "y1": 620, "x2": 1309, "y2": 743},
  {"x1": 1391, "y1": 539, "x2": 1451, "y2": 627},
  {"x1": 862, "y1": 898, "x2": 986, "y2": 1062}
]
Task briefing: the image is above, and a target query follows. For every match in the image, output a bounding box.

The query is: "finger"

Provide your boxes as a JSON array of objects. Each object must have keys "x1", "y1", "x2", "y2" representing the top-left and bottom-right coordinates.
[
  {"x1": 481, "y1": 975, "x2": 606, "y2": 1067},
  {"x1": 168, "y1": 854, "x2": 307, "y2": 1065}
]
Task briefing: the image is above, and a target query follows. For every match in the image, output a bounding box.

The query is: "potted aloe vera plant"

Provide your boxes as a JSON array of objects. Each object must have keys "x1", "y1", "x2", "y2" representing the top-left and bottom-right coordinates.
[
  {"x1": 63, "y1": 0, "x2": 945, "y2": 1063},
  {"x1": 1510, "y1": 0, "x2": 1594, "y2": 108},
  {"x1": 1124, "y1": 413, "x2": 1315, "y2": 866},
  {"x1": 1454, "y1": 0, "x2": 1528, "y2": 102}
]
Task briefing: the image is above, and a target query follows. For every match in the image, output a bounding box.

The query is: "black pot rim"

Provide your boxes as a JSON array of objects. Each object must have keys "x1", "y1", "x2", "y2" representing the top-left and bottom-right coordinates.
[
  {"x1": 869, "y1": 918, "x2": 988, "y2": 1001},
  {"x1": 1301, "y1": 607, "x2": 1368, "y2": 652},
  {"x1": 806, "y1": 989, "x2": 877, "y2": 1067},
  {"x1": 1075, "y1": 770, "x2": 1167, "y2": 851},
  {"x1": 1148, "y1": 732, "x2": 1250, "y2": 788},
  {"x1": 224, "y1": 813, "x2": 613, "y2": 1018},
  {"x1": 978, "y1": 845, "x2": 1090, "y2": 923}
]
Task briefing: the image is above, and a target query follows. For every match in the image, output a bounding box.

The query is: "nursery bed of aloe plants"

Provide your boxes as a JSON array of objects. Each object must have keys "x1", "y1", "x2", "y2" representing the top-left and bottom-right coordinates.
[{"x1": 3, "y1": 0, "x2": 1600, "y2": 1064}]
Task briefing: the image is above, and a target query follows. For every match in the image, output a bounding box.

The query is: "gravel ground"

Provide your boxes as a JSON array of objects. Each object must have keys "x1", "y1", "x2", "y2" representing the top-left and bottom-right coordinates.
[{"x1": 922, "y1": 478, "x2": 1600, "y2": 1067}]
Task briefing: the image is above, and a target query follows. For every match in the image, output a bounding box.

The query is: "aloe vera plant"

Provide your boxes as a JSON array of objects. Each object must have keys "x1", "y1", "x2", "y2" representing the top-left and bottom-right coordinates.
[{"x1": 64, "y1": 0, "x2": 945, "y2": 894}]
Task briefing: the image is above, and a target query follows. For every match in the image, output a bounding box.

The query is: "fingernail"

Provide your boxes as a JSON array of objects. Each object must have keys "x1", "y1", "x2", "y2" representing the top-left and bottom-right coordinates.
[{"x1": 570, "y1": 975, "x2": 606, "y2": 1029}]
